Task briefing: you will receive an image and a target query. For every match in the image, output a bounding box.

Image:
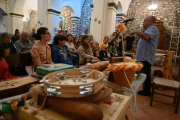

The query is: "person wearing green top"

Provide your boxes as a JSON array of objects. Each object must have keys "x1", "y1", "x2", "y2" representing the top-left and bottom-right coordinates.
[{"x1": 109, "y1": 39, "x2": 118, "y2": 57}]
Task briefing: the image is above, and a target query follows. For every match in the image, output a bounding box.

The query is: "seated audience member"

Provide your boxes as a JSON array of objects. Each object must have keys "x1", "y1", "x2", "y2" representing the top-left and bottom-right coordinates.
[
  {"x1": 64, "y1": 30, "x2": 68, "y2": 36},
  {"x1": 100, "y1": 36, "x2": 109, "y2": 51},
  {"x1": 31, "y1": 27, "x2": 54, "y2": 69},
  {"x1": 65, "y1": 34, "x2": 78, "y2": 64},
  {"x1": 29, "y1": 33, "x2": 37, "y2": 44},
  {"x1": 110, "y1": 32, "x2": 117, "y2": 42},
  {"x1": 73, "y1": 37, "x2": 80, "y2": 49},
  {"x1": 31, "y1": 28, "x2": 36, "y2": 35},
  {"x1": 58, "y1": 29, "x2": 61, "y2": 34},
  {"x1": 11, "y1": 33, "x2": 20, "y2": 44},
  {"x1": 99, "y1": 45, "x2": 108, "y2": 61},
  {"x1": 96, "y1": 42, "x2": 100, "y2": 50},
  {"x1": 90, "y1": 41, "x2": 100, "y2": 58},
  {"x1": 82, "y1": 28, "x2": 89, "y2": 35},
  {"x1": 60, "y1": 30, "x2": 64, "y2": 34},
  {"x1": 1, "y1": 32, "x2": 28, "y2": 76},
  {"x1": 0, "y1": 42, "x2": 20, "y2": 81},
  {"x1": 89, "y1": 35, "x2": 93, "y2": 43},
  {"x1": 52, "y1": 34, "x2": 73, "y2": 65},
  {"x1": 78, "y1": 35, "x2": 100, "y2": 64},
  {"x1": 115, "y1": 33, "x2": 122, "y2": 56},
  {"x1": 125, "y1": 34, "x2": 135, "y2": 51},
  {"x1": 79, "y1": 35, "x2": 82, "y2": 43},
  {"x1": 109, "y1": 39, "x2": 118, "y2": 57},
  {"x1": 1, "y1": 32, "x2": 17, "y2": 54},
  {"x1": 100, "y1": 36, "x2": 111, "y2": 58},
  {"x1": 14, "y1": 31, "x2": 33, "y2": 53},
  {"x1": 11, "y1": 29, "x2": 20, "y2": 44}
]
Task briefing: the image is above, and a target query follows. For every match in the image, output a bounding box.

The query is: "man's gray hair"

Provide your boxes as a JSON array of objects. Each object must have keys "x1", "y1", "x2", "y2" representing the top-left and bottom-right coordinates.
[{"x1": 0, "y1": 32, "x2": 11, "y2": 41}]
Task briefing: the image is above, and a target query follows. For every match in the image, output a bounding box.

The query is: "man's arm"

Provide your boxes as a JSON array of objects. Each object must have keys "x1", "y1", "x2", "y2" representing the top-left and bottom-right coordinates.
[
  {"x1": 129, "y1": 30, "x2": 150, "y2": 40},
  {"x1": 14, "y1": 42, "x2": 21, "y2": 53}
]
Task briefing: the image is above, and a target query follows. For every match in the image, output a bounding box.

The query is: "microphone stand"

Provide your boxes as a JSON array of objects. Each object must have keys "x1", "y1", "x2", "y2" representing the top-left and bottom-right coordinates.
[
  {"x1": 106, "y1": 23, "x2": 129, "y2": 59},
  {"x1": 105, "y1": 34, "x2": 119, "y2": 52}
]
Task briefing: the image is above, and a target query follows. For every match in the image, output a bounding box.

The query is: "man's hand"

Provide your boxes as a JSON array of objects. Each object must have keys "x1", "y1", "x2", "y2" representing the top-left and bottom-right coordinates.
[
  {"x1": 129, "y1": 30, "x2": 150, "y2": 40},
  {"x1": 129, "y1": 30, "x2": 138, "y2": 37}
]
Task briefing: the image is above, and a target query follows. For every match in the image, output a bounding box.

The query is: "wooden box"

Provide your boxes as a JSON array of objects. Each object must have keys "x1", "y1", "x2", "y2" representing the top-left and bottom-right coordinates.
[{"x1": 0, "y1": 76, "x2": 40, "y2": 99}]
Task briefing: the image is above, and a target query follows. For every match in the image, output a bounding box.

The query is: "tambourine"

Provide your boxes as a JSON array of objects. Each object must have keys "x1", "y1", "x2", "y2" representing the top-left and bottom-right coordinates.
[{"x1": 39, "y1": 69, "x2": 105, "y2": 98}]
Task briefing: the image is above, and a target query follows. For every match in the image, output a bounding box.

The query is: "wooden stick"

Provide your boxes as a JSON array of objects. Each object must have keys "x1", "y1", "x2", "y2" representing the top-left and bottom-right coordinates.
[{"x1": 121, "y1": 33, "x2": 125, "y2": 63}]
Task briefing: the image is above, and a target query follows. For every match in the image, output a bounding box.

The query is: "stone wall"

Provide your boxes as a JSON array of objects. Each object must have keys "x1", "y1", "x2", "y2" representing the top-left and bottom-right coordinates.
[
  {"x1": 126, "y1": 0, "x2": 180, "y2": 54},
  {"x1": 23, "y1": 10, "x2": 38, "y2": 34},
  {"x1": 78, "y1": 0, "x2": 93, "y2": 36}
]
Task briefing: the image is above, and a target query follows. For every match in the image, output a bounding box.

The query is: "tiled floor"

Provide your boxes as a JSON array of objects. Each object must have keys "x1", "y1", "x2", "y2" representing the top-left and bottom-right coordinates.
[
  {"x1": 122, "y1": 65, "x2": 180, "y2": 120},
  {"x1": 122, "y1": 87, "x2": 180, "y2": 120},
  {"x1": 26, "y1": 65, "x2": 180, "y2": 120}
]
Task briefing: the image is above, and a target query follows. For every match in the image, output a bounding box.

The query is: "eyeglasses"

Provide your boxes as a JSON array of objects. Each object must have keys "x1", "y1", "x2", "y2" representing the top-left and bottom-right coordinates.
[{"x1": 44, "y1": 33, "x2": 51, "y2": 35}]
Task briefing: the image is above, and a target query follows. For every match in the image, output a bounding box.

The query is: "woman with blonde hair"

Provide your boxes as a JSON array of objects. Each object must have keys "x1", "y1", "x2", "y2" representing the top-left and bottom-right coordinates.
[{"x1": 90, "y1": 41, "x2": 100, "y2": 58}]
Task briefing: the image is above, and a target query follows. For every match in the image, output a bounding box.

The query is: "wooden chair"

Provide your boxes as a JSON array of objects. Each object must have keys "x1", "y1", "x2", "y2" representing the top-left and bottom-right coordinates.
[
  {"x1": 5, "y1": 53, "x2": 33, "y2": 66},
  {"x1": 150, "y1": 65, "x2": 180, "y2": 113},
  {"x1": 5, "y1": 53, "x2": 33, "y2": 73}
]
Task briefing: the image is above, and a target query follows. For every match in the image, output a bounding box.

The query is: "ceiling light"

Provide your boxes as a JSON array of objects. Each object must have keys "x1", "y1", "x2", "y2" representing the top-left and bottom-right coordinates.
[{"x1": 148, "y1": 4, "x2": 158, "y2": 11}]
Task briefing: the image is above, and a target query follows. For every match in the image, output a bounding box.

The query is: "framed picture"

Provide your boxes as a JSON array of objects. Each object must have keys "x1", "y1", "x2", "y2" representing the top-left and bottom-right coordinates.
[{"x1": 53, "y1": 27, "x2": 58, "y2": 34}]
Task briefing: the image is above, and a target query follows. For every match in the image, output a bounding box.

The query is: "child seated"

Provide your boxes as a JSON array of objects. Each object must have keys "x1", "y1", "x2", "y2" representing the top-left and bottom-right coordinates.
[
  {"x1": 99, "y1": 45, "x2": 108, "y2": 61},
  {"x1": 109, "y1": 39, "x2": 118, "y2": 57},
  {"x1": 0, "y1": 42, "x2": 20, "y2": 81},
  {"x1": 52, "y1": 34, "x2": 73, "y2": 65}
]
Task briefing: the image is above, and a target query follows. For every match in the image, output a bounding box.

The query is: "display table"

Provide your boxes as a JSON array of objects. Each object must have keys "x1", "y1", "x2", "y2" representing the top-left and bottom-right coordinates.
[
  {"x1": 16, "y1": 93, "x2": 131, "y2": 120},
  {"x1": 123, "y1": 73, "x2": 146, "y2": 101}
]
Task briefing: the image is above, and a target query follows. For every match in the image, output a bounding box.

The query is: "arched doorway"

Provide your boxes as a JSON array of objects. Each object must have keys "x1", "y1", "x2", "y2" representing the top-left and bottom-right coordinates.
[
  {"x1": 13, "y1": 0, "x2": 37, "y2": 33},
  {"x1": 23, "y1": 10, "x2": 38, "y2": 33},
  {"x1": 60, "y1": 6, "x2": 75, "y2": 34},
  {"x1": 23, "y1": 0, "x2": 37, "y2": 34}
]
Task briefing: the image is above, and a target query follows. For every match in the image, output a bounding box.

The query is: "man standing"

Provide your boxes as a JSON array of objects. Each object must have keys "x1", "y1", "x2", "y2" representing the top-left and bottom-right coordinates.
[
  {"x1": 129, "y1": 16, "x2": 159, "y2": 96},
  {"x1": 14, "y1": 31, "x2": 33, "y2": 53}
]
